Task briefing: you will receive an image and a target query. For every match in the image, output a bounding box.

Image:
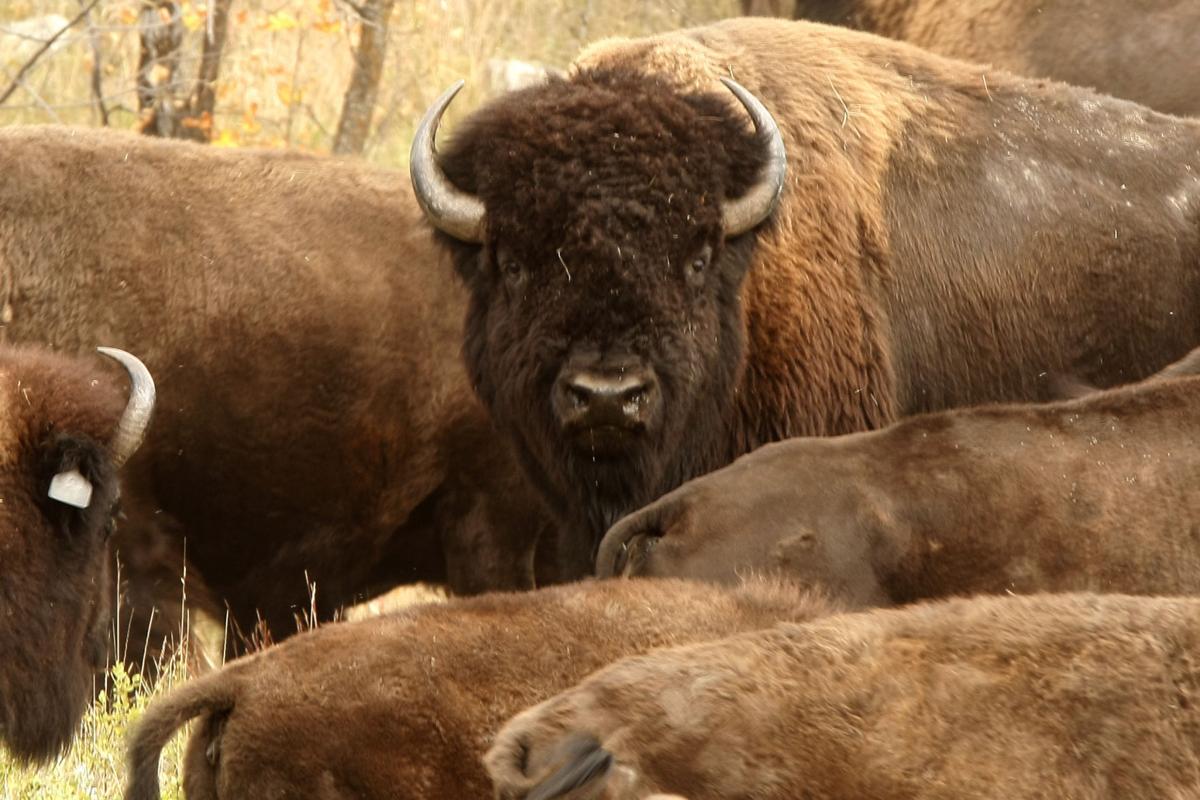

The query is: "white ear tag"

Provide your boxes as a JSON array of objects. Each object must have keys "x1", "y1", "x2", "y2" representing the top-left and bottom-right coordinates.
[{"x1": 48, "y1": 470, "x2": 94, "y2": 509}]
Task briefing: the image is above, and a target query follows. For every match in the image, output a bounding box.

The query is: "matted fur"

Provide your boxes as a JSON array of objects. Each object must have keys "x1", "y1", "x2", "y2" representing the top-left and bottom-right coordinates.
[
  {"x1": 604, "y1": 345, "x2": 1200, "y2": 605},
  {"x1": 122, "y1": 578, "x2": 836, "y2": 800},
  {"x1": 491, "y1": 592, "x2": 1200, "y2": 799},
  {"x1": 0, "y1": 126, "x2": 551, "y2": 654},
  {"x1": 431, "y1": 18, "x2": 1200, "y2": 573},
  {"x1": 0, "y1": 345, "x2": 128, "y2": 763},
  {"x1": 786, "y1": 0, "x2": 1200, "y2": 116}
]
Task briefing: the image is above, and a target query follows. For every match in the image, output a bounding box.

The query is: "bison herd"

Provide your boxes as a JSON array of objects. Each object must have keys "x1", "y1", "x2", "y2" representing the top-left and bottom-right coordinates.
[{"x1": 0, "y1": 5, "x2": 1197, "y2": 800}]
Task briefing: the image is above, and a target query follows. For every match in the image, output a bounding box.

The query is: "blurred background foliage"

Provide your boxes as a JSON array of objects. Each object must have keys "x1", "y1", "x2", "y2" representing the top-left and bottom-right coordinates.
[{"x1": 0, "y1": 0, "x2": 742, "y2": 165}]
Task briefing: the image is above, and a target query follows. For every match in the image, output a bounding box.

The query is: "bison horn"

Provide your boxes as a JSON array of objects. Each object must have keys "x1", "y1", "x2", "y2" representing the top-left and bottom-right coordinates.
[
  {"x1": 719, "y1": 77, "x2": 787, "y2": 237},
  {"x1": 97, "y1": 347, "x2": 156, "y2": 468},
  {"x1": 594, "y1": 507, "x2": 665, "y2": 579},
  {"x1": 410, "y1": 80, "x2": 486, "y2": 243}
]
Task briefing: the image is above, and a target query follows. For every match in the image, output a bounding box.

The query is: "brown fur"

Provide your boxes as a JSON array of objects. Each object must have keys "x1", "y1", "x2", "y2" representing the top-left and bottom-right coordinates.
[
  {"x1": 122, "y1": 578, "x2": 837, "y2": 800},
  {"x1": 0, "y1": 126, "x2": 552, "y2": 653},
  {"x1": 602, "y1": 345, "x2": 1200, "y2": 606},
  {"x1": 491, "y1": 592, "x2": 1200, "y2": 799},
  {"x1": 432, "y1": 17, "x2": 1200, "y2": 573},
  {"x1": 0, "y1": 345, "x2": 130, "y2": 762},
  {"x1": 783, "y1": 0, "x2": 1200, "y2": 117}
]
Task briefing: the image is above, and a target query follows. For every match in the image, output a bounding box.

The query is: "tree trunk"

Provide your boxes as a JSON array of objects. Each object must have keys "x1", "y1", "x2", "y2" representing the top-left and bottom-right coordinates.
[
  {"x1": 332, "y1": 0, "x2": 396, "y2": 156},
  {"x1": 180, "y1": 0, "x2": 234, "y2": 141},
  {"x1": 137, "y1": 0, "x2": 184, "y2": 137}
]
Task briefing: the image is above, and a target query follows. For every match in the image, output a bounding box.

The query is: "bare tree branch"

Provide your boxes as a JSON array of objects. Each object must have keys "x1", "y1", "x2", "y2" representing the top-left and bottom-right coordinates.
[
  {"x1": 0, "y1": 0, "x2": 101, "y2": 108},
  {"x1": 80, "y1": 0, "x2": 109, "y2": 126}
]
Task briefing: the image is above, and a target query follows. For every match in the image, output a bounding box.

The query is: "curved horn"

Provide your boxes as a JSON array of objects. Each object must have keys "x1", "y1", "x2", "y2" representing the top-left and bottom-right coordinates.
[
  {"x1": 97, "y1": 347, "x2": 156, "y2": 468},
  {"x1": 595, "y1": 502, "x2": 669, "y2": 578},
  {"x1": 719, "y1": 77, "x2": 787, "y2": 237},
  {"x1": 410, "y1": 80, "x2": 486, "y2": 243}
]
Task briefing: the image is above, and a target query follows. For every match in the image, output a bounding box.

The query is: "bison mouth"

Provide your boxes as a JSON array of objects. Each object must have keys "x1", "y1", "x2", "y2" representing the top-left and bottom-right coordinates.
[{"x1": 567, "y1": 423, "x2": 644, "y2": 458}]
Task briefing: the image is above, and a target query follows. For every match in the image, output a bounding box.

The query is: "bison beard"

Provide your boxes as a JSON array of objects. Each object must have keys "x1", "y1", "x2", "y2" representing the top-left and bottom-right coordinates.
[{"x1": 433, "y1": 69, "x2": 769, "y2": 574}]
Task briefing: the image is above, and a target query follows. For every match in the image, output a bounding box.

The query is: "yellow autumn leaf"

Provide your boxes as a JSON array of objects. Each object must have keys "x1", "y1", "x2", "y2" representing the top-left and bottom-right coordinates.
[
  {"x1": 212, "y1": 128, "x2": 240, "y2": 148},
  {"x1": 276, "y1": 82, "x2": 299, "y2": 106},
  {"x1": 266, "y1": 10, "x2": 299, "y2": 31},
  {"x1": 241, "y1": 102, "x2": 262, "y2": 135},
  {"x1": 182, "y1": 8, "x2": 204, "y2": 32}
]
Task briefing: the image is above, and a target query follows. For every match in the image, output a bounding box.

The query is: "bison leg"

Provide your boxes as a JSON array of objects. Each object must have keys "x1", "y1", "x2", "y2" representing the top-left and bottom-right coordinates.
[{"x1": 113, "y1": 507, "x2": 222, "y2": 677}]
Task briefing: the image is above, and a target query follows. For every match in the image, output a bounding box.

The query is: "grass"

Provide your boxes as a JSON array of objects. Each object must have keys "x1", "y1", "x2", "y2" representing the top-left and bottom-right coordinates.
[
  {"x1": 0, "y1": 582, "x2": 447, "y2": 799},
  {"x1": 0, "y1": 659, "x2": 189, "y2": 800}
]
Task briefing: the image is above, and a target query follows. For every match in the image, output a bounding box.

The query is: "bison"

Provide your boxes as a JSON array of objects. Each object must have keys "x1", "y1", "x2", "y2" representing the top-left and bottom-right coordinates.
[
  {"x1": 596, "y1": 346, "x2": 1200, "y2": 605},
  {"x1": 122, "y1": 577, "x2": 836, "y2": 800},
  {"x1": 0, "y1": 345, "x2": 154, "y2": 763},
  {"x1": 490, "y1": 592, "x2": 1200, "y2": 800},
  {"x1": 757, "y1": 0, "x2": 1200, "y2": 117},
  {"x1": 411, "y1": 17, "x2": 1200, "y2": 576},
  {"x1": 0, "y1": 125, "x2": 551, "y2": 655}
]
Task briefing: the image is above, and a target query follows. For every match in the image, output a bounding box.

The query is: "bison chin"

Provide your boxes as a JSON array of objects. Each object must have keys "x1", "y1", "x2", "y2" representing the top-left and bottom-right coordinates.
[
  {"x1": 551, "y1": 437, "x2": 678, "y2": 576},
  {"x1": 2, "y1": 659, "x2": 97, "y2": 763}
]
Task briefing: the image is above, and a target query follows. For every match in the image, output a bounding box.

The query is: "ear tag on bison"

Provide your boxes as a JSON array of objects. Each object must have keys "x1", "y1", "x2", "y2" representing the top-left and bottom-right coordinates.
[{"x1": 48, "y1": 469, "x2": 93, "y2": 509}]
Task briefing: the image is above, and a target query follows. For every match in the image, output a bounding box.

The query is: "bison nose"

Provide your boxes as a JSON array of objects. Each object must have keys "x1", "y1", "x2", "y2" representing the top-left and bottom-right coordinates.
[{"x1": 553, "y1": 368, "x2": 659, "y2": 431}]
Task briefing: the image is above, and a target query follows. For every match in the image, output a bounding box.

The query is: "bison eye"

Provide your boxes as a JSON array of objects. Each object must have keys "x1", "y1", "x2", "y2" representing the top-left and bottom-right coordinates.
[
  {"x1": 499, "y1": 259, "x2": 524, "y2": 285},
  {"x1": 686, "y1": 245, "x2": 712, "y2": 288}
]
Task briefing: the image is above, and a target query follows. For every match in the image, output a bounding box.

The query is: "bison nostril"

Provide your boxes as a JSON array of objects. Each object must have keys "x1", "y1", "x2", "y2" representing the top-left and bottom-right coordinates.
[
  {"x1": 568, "y1": 386, "x2": 592, "y2": 409},
  {"x1": 555, "y1": 366, "x2": 658, "y2": 430}
]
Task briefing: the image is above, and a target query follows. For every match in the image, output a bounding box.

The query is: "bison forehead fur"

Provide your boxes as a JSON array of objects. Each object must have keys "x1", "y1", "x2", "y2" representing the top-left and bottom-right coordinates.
[{"x1": 438, "y1": 70, "x2": 768, "y2": 560}]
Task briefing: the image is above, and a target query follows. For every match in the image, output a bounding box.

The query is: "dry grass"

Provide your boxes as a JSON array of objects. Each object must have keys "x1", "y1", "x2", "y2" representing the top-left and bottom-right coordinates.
[
  {"x1": 0, "y1": 650, "x2": 191, "y2": 800},
  {"x1": 1, "y1": 0, "x2": 740, "y2": 165},
  {"x1": 0, "y1": 576, "x2": 446, "y2": 798}
]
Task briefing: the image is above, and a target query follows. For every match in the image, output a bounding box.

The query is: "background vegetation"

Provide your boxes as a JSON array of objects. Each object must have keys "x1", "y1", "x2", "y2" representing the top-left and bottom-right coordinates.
[{"x1": 1, "y1": 0, "x2": 740, "y2": 165}]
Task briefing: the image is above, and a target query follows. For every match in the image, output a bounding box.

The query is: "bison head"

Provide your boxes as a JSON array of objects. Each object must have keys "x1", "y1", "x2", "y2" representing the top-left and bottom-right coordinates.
[
  {"x1": 412, "y1": 69, "x2": 785, "y2": 575},
  {"x1": 0, "y1": 347, "x2": 154, "y2": 763}
]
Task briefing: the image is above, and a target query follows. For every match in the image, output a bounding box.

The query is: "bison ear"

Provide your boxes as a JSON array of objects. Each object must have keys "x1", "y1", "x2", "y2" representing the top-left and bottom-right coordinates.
[{"x1": 39, "y1": 432, "x2": 119, "y2": 540}]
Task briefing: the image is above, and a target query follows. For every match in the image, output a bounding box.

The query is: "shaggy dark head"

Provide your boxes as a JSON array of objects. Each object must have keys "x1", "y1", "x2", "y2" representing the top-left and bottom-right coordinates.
[
  {"x1": 413, "y1": 69, "x2": 782, "y2": 575},
  {"x1": 0, "y1": 347, "x2": 154, "y2": 763}
]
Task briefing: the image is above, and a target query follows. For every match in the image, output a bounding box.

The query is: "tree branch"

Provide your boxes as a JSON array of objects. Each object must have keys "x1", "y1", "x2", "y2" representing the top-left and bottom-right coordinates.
[{"x1": 0, "y1": 0, "x2": 101, "y2": 108}]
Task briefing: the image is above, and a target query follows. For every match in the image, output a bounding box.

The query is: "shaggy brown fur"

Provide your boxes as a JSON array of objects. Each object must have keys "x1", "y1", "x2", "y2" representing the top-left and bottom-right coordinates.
[
  {"x1": 431, "y1": 17, "x2": 1200, "y2": 574},
  {"x1": 600, "y1": 346, "x2": 1200, "y2": 606},
  {"x1": 491, "y1": 592, "x2": 1200, "y2": 799},
  {"x1": 779, "y1": 0, "x2": 1200, "y2": 116},
  {"x1": 0, "y1": 126, "x2": 551, "y2": 653},
  {"x1": 122, "y1": 578, "x2": 836, "y2": 800},
  {"x1": 0, "y1": 345, "x2": 131, "y2": 762}
]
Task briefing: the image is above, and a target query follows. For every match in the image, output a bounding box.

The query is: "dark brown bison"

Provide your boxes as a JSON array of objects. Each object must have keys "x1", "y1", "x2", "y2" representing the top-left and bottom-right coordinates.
[
  {"x1": 411, "y1": 18, "x2": 1200, "y2": 576},
  {"x1": 597, "y1": 346, "x2": 1200, "y2": 604},
  {"x1": 0, "y1": 126, "x2": 550, "y2": 653},
  {"x1": 490, "y1": 592, "x2": 1200, "y2": 800},
  {"x1": 752, "y1": 0, "x2": 1200, "y2": 117},
  {"x1": 122, "y1": 578, "x2": 835, "y2": 800},
  {"x1": 0, "y1": 345, "x2": 154, "y2": 763}
]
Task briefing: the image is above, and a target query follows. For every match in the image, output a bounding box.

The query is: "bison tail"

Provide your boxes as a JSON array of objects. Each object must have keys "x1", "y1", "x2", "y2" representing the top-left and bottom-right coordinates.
[{"x1": 123, "y1": 667, "x2": 241, "y2": 800}]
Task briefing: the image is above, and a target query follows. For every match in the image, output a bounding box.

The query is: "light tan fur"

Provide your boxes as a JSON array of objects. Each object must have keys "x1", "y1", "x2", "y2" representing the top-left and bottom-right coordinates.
[{"x1": 492, "y1": 592, "x2": 1200, "y2": 799}]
